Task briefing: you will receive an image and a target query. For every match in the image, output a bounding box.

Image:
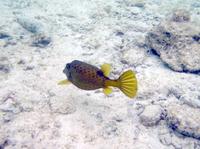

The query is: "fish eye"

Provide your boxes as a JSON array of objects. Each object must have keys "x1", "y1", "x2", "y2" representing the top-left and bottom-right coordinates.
[{"x1": 66, "y1": 64, "x2": 70, "y2": 69}]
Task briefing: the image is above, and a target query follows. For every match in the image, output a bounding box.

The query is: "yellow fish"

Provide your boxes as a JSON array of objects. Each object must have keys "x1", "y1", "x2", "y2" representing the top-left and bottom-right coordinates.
[{"x1": 58, "y1": 60, "x2": 138, "y2": 98}]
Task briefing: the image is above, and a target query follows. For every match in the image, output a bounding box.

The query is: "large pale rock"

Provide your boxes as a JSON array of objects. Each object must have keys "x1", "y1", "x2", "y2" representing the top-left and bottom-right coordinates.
[
  {"x1": 139, "y1": 104, "x2": 164, "y2": 126},
  {"x1": 17, "y1": 16, "x2": 44, "y2": 34},
  {"x1": 166, "y1": 103, "x2": 200, "y2": 140},
  {"x1": 146, "y1": 9, "x2": 200, "y2": 73}
]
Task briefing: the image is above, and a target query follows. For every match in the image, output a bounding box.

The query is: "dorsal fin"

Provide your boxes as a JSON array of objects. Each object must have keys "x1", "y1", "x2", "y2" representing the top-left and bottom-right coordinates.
[{"x1": 101, "y1": 63, "x2": 111, "y2": 77}]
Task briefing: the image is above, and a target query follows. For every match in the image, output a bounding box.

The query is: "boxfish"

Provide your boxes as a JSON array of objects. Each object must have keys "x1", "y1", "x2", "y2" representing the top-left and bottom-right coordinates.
[{"x1": 58, "y1": 60, "x2": 137, "y2": 98}]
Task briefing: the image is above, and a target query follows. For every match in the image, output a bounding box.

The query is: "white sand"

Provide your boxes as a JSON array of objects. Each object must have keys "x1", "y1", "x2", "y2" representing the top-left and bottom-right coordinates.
[{"x1": 0, "y1": 0, "x2": 200, "y2": 148}]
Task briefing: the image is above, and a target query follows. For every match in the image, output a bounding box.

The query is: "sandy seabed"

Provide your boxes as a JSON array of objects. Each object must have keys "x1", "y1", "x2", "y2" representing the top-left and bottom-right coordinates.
[{"x1": 0, "y1": 0, "x2": 200, "y2": 149}]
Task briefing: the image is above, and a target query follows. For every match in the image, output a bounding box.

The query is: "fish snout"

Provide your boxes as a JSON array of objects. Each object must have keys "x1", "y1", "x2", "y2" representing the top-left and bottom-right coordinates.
[{"x1": 63, "y1": 63, "x2": 71, "y2": 78}]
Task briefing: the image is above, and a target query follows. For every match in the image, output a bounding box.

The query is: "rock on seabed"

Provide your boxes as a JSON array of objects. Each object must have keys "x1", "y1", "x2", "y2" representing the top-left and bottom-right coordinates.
[
  {"x1": 166, "y1": 103, "x2": 200, "y2": 140},
  {"x1": 139, "y1": 104, "x2": 163, "y2": 127},
  {"x1": 146, "y1": 9, "x2": 200, "y2": 73}
]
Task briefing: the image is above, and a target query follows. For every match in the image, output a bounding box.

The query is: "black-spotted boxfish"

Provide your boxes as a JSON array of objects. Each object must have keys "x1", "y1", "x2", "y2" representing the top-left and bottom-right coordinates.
[{"x1": 58, "y1": 60, "x2": 137, "y2": 98}]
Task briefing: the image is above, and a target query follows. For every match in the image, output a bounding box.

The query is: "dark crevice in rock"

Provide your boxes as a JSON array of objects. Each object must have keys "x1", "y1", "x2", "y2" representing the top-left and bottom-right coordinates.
[
  {"x1": 0, "y1": 139, "x2": 9, "y2": 149},
  {"x1": 0, "y1": 64, "x2": 11, "y2": 73},
  {"x1": 192, "y1": 35, "x2": 200, "y2": 42},
  {"x1": 150, "y1": 48, "x2": 160, "y2": 56},
  {"x1": 160, "y1": 109, "x2": 167, "y2": 120},
  {"x1": 167, "y1": 120, "x2": 179, "y2": 131},
  {"x1": 162, "y1": 60, "x2": 200, "y2": 75},
  {"x1": 115, "y1": 31, "x2": 124, "y2": 36},
  {"x1": 180, "y1": 65, "x2": 200, "y2": 74},
  {"x1": 32, "y1": 36, "x2": 51, "y2": 48},
  {"x1": 163, "y1": 31, "x2": 172, "y2": 38},
  {"x1": 167, "y1": 119, "x2": 200, "y2": 141},
  {"x1": 171, "y1": 127, "x2": 200, "y2": 141},
  {"x1": 0, "y1": 33, "x2": 10, "y2": 39}
]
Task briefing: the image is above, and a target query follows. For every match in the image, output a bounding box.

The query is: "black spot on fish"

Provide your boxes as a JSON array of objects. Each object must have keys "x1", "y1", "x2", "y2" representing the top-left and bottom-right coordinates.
[
  {"x1": 92, "y1": 73, "x2": 95, "y2": 78},
  {"x1": 74, "y1": 65, "x2": 78, "y2": 70}
]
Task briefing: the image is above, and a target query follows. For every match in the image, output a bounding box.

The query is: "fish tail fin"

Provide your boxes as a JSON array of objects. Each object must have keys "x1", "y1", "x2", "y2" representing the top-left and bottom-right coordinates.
[{"x1": 118, "y1": 70, "x2": 137, "y2": 98}]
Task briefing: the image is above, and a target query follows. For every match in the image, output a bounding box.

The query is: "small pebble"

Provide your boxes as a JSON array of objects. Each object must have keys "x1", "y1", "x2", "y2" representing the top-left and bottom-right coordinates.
[
  {"x1": 24, "y1": 65, "x2": 35, "y2": 71},
  {"x1": 32, "y1": 36, "x2": 51, "y2": 48},
  {"x1": 0, "y1": 64, "x2": 11, "y2": 73},
  {"x1": 116, "y1": 31, "x2": 124, "y2": 36}
]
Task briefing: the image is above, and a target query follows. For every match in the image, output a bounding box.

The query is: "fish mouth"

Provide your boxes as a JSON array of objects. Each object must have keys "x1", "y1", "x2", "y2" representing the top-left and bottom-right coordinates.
[{"x1": 63, "y1": 63, "x2": 71, "y2": 79}]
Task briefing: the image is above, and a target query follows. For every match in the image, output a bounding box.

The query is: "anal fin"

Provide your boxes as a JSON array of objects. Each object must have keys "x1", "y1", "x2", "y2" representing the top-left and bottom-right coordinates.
[{"x1": 103, "y1": 87, "x2": 113, "y2": 96}]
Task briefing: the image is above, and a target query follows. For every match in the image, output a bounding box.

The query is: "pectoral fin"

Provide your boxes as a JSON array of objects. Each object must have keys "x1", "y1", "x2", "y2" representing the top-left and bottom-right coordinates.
[
  {"x1": 103, "y1": 87, "x2": 113, "y2": 96},
  {"x1": 101, "y1": 63, "x2": 111, "y2": 77},
  {"x1": 58, "y1": 79, "x2": 71, "y2": 85}
]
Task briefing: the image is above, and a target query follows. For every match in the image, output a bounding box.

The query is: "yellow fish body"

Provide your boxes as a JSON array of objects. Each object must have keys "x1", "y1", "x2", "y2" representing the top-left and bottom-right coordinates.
[{"x1": 59, "y1": 60, "x2": 138, "y2": 98}]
